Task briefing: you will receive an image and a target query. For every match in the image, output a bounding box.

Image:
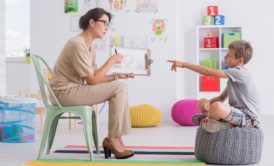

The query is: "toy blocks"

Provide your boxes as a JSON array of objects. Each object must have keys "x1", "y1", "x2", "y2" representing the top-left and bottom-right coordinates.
[{"x1": 202, "y1": 6, "x2": 225, "y2": 25}]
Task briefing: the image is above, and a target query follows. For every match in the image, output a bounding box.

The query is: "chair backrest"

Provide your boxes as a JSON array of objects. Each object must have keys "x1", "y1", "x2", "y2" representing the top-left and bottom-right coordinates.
[{"x1": 32, "y1": 55, "x2": 62, "y2": 109}]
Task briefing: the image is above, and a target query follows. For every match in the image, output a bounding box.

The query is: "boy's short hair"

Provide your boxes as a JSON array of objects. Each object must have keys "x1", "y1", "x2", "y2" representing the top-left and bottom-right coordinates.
[{"x1": 228, "y1": 40, "x2": 253, "y2": 64}]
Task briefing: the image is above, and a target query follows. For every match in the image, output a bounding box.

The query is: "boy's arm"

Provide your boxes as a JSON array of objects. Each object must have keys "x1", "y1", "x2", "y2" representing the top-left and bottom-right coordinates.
[
  {"x1": 209, "y1": 89, "x2": 228, "y2": 104},
  {"x1": 167, "y1": 60, "x2": 228, "y2": 78},
  {"x1": 183, "y1": 62, "x2": 228, "y2": 78}
]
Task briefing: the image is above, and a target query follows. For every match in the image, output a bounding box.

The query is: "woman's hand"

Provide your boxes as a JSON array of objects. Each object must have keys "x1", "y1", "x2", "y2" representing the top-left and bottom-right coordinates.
[
  {"x1": 110, "y1": 54, "x2": 124, "y2": 63},
  {"x1": 117, "y1": 73, "x2": 135, "y2": 79},
  {"x1": 167, "y1": 60, "x2": 184, "y2": 72}
]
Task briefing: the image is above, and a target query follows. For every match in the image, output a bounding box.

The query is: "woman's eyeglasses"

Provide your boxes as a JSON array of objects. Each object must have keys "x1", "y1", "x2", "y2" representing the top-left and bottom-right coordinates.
[{"x1": 95, "y1": 19, "x2": 109, "y2": 28}]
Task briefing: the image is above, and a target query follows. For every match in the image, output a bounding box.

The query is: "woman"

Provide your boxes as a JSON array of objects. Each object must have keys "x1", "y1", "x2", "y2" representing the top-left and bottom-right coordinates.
[{"x1": 50, "y1": 8, "x2": 134, "y2": 159}]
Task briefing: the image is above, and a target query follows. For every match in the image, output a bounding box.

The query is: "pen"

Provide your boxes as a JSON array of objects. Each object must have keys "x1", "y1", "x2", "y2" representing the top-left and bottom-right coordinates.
[{"x1": 115, "y1": 48, "x2": 118, "y2": 55}]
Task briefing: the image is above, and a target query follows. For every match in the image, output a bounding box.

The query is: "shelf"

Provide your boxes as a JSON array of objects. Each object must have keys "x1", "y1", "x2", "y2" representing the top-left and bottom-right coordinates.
[
  {"x1": 198, "y1": 91, "x2": 221, "y2": 94},
  {"x1": 197, "y1": 25, "x2": 242, "y2": 29},
  {"x1": 196, "y1": 25, "x2": 242, "y2": 99},
  {"x1": 199, "y1": 48, "x2": 229, "y2": 51},
  {"x1": 199, "y1": 48, "x2": 220, "y2": 51}
]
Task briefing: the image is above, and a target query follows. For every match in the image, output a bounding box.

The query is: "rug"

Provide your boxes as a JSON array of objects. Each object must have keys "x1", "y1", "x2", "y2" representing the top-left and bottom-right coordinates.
[
  {"x1": 54, "y1": 145, "x2": 194, "y2": 155},
  {"x1": 23, "y1": 159, "x2": 206, "y2": 166},
  {"x1": 23, "y1": 145, "x2": 205, "y2": 165}
]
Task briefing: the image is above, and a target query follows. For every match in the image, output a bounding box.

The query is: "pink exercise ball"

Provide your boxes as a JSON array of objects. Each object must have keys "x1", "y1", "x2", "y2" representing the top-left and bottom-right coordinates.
[{"x1": 171, "y1": 99, "x2": 200, "y2": 126}]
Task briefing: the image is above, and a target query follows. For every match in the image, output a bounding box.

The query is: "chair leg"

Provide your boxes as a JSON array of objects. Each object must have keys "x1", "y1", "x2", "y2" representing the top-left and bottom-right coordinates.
[
  {"x1": 95, "y1": 105, "x2": 99, "y2": 129},
  {"x1": 92, "y1": 111, "x2": 99, "y2": 154},
  {"x1": 46, "y1": 115, "x2": 60, "y2": 154},
  {"x1": 37, "y1": 113, "x2": 55, "y2": 159},
  {"x1": 82, "y1": 116, "x2": 94, "y2": 160}
]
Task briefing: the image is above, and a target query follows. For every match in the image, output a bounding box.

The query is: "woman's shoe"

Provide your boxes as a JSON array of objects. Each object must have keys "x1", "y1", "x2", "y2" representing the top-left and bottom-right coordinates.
[
  {"x1": 127, "y1": 150, "x2": 134, "y2": 155},
  {"x1": 102, "y1": 138, "x2": 134, "y2": 159}
]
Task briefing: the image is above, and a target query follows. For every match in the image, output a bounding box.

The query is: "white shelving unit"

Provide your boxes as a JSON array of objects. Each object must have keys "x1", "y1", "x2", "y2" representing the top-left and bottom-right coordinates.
[{"x1": 196, "y1": 25, "x2": 242, "y2": 99}]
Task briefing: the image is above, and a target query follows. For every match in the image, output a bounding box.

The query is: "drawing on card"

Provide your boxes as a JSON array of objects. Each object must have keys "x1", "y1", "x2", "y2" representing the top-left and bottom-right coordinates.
[{"x1": 109, "y1": 47, "x2": 152, "y2": 76}]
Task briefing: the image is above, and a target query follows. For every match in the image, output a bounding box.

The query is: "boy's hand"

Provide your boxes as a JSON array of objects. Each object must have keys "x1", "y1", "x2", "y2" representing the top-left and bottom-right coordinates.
[{"x1": 167, "y1": 60, "x2": 184, "y2": 72}]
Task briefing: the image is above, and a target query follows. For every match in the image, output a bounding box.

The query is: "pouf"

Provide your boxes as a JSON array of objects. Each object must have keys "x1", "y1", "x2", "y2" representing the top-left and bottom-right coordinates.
[
  {"x1": 171, "y1": 99, "x2": 200, "y2": 126},
  {"x1": 130, "y1": 104, "x2": 162, "y2": 128},
  {"x1": 195, "y1": 127, "x2": 263, "y2": 165}
]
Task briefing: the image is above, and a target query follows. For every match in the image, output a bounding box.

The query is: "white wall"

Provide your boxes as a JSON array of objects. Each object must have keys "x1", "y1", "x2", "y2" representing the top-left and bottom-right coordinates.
[
  {"x1": 6, "y1": 61, "x2": 31, "y2": 95},
  {"x1": 6, "y1": 0, "x2": 273, "y2": 115},
  {"x1": 0, "y1": 0, "x2": 6, "y2": 95}
]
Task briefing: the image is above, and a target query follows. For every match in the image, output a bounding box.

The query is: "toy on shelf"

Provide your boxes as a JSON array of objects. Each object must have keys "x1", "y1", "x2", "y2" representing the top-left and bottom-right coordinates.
[
  {"x1": 207, "y1": 5, "x2": 218, "y2": 16},
  {"x1": 214, "y1": 15, "x2": 225, "y2": 25},
  {"x1": 202, "y1": 57, "x2": 218, "y2": 69},
  {"x1": 202, "y1": 16, "x2": 214, "y2": 25},
  {"x1": 204, "y1": 33, "x2": 219, "y2": 48},
  {"x1": 202, "y1": 5, "x2": 225, "y2": 25}
]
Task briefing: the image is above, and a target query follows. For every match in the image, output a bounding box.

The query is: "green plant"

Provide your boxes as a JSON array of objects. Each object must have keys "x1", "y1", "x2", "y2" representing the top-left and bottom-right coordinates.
[{"x1": 24, "y1": 48, "x2": 30, "y2": 57}]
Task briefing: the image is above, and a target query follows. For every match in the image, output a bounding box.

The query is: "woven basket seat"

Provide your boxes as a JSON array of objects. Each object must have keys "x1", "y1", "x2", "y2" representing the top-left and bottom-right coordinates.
[{"x1": 195, "y1": 126, "x2": 263, "y2": 165}]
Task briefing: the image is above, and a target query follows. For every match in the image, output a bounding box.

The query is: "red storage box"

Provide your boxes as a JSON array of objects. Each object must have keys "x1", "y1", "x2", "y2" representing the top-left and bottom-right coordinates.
[
  {"x1": 204, "y1": 36, "x2": 219, "y2": 48},
  {"x1": 200, "y1": 76, "x2": 220, "y2": 92}
]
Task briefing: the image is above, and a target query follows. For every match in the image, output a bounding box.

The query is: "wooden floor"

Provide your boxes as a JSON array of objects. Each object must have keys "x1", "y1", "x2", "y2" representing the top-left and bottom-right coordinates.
[{"x1": 0, "y1": 115, "x2": 273, "y2": 166}]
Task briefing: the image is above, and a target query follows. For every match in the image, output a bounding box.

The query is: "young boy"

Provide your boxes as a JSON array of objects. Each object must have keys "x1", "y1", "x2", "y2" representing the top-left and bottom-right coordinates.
[{"x1": 168, "y1": 40, "x2": 260, "y2": 131}]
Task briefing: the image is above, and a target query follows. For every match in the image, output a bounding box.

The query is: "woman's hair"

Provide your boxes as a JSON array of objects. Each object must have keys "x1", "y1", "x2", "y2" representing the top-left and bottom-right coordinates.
[
  {"x1": 228, "y1": 40, "x2": 253, "y2": 64},
  {"x1": 79, "y1": 8, "x2": 111, "y2": 30}
]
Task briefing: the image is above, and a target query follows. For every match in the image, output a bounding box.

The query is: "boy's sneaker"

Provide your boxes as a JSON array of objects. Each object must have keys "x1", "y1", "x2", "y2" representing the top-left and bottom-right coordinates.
[
  {"x1": 192, "y1": 114, "x2": 207, "y2": 125},
  {"x1": 200, "y1": 118, "x2": 233, "y2": 133}
]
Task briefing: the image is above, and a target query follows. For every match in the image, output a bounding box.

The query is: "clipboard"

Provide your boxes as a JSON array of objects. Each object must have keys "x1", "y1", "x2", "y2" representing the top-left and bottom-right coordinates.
[{"x1": 109, "y1": 47, "x2": 153, "y2": 76}]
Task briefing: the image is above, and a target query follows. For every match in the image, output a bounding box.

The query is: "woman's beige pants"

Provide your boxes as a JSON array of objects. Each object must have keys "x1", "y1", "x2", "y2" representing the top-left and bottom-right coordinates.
[{"x1": 54, "y1": 81, "x2": 131, "y2": 137}]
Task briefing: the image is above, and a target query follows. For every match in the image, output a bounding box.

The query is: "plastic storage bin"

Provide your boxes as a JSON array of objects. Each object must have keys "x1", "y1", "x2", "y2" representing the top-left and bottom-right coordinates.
[
  {"x1": 0, "y1": 97, "x2": 37, "y2": 143},
  {"x1": 222, "y1": 32, "x2": 241, "y2": 48},
  {"x1": 200, "y1": 76, "x2": 220, "y2": 92}
]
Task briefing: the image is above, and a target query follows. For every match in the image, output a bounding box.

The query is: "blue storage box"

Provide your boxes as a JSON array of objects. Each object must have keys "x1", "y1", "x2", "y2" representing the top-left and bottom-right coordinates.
[{"x1": 0, "y1": 97, "x2": 37, "y2": 143}]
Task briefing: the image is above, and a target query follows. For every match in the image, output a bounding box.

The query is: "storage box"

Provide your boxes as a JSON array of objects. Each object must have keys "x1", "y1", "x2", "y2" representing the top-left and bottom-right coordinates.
[
  {"x1": 222, "y1": 32, "x2": 241, "y2": 48},
  {"x1": 202, "y1": 57, "x2": 217, "y2": 69},
  {"x1": 204, "y1": 36, "x2": 219, "y2": 48},
  {"x1": 200, "y1": 76, "x2": 220, "y2": 92},
  {"x1": 0, "y1": 97, "x2": 37, "y2": 143}
]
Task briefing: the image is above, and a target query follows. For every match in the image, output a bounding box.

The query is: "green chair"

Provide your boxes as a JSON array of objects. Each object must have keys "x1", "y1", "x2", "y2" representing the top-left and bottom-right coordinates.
[{"x1": 32, "y1": 55, "x2": 99, "y2": 160}]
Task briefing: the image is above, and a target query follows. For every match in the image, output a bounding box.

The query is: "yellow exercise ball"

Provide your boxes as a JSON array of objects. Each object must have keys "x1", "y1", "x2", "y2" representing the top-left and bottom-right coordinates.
[{"x1": 129, "y1": 104, "x2": 162, "y2": 128}]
